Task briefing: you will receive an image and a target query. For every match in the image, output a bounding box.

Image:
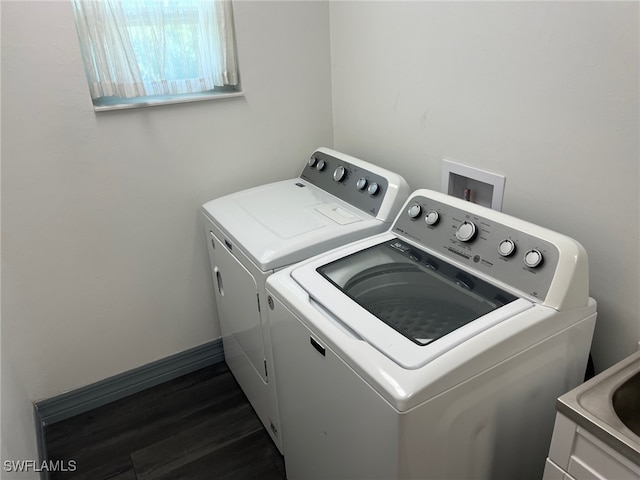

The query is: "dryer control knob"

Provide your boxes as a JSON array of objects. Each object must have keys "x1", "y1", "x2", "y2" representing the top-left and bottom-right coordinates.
[
  {"x1": 356, "y1": 178, "x2": 368, "y2": 190},
  {"x1": 408, "y1": 204, "x2": 422, "y2": 219},
  {"x1": 425, "y1": 210, "x2": 440, "y2": 226},
  {"x1": 456, "y1": 221, "x2": 477, "y2": 242},
  {"x1": 315, "y1": 159, "x2": 326, "y2": 171},
  {"x1": 308, "y1": 156, "x2": 318, "y2": 168},
  {"x1": 333, "y1": 166, "x2": 347, "y2": 182},
  {"x1": 498, "y1": 239, "x2": 516, "y2": 257},
  {"x1": 523, "y1": 249, "x2": 543, "y2": 268},
  {"x1": 367, "y1": 182, "x2": 380, "y2": 196}
]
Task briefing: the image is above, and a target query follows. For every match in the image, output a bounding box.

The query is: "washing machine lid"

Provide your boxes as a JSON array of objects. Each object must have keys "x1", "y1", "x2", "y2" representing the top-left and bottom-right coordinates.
[
  {"x1": 202, "y1": 179, "x2": 387, "y2": 271},
  {"x1": 292, "y1": 234, "x2": 534, "y2": 369}
]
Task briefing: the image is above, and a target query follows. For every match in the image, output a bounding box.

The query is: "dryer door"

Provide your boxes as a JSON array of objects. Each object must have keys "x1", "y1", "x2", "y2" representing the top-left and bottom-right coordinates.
[{"x1": 209, "y1": 231, "x2": 267, "y2": 382}]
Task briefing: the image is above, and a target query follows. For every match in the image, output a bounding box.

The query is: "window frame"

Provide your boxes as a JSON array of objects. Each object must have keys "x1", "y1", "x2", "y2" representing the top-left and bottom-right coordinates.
[
  {"x1": 92, "y1": 87, "x2": 244, "y2": 112},
  {"x1": 72, "y1": 0, "x2": 242, "y2": 112}
]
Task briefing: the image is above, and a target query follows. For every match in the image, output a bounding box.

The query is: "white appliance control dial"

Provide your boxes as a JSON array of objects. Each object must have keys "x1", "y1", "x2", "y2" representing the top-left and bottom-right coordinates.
[
  {"x1": 425, "y1": 210, "x2": 440, "y2": 226},
  {"x1": 523, "y1": 249, "x2": 543, "y2": 268},
  {"x1": 308, "y1": 156, "x2": 317, "y2": 167},
  {"x1": 356, "y1": 178, "x2": 368, "y2": 190},
  {"x1": 456, "y1": 221, "x2": 477, "y2": 242},
  {"x1": 367, "y1": 182, "x2": 380, "y2": 196},
  {"x1": 408, "y1": 204, "x2": 422, "y2": 219},
  {"x1": 498, "y1": 239, "x2": 516, "y2": 257},
  {"x1": 333, "y1": 166, "x2": 346, "y2": 182},
  {"x1": 315, "y1": 159, "x2": 326, "y2": 171}
]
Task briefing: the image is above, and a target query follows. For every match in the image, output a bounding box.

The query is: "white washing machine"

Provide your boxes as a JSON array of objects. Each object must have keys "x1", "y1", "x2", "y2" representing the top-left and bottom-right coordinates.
[
  {"x1": 267, "y1": 188, "x2": 597, "y2": 479},
  {"x1": 201, "y1": 148, "x2": 409, "y2": 453}
]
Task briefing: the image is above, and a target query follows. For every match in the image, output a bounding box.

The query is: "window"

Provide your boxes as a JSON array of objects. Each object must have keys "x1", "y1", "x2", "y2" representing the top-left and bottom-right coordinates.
[{"x1": 71, "y1": 0, "x2": 240, "y2": 110}]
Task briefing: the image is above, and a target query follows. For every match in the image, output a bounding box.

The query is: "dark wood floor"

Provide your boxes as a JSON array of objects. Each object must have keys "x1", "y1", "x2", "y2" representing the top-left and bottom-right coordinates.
[{"x1": 45, "y1": 363, "x2": 286, "y2": 480}]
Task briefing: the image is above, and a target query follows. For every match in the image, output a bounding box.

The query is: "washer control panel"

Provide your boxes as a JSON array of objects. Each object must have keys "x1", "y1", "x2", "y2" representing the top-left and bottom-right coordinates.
[
  {"x1": 301, "y1": 150, "x2": 390, "y2": 216},
  {"x1": 393, "y1": 194, "x2": 560, "y2": 302}
]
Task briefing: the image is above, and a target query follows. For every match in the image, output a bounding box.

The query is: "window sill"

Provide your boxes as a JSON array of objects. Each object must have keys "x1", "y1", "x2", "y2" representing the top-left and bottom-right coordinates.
[{"x1": 93, "y1": 90, "x2": 244, "y2": 112}]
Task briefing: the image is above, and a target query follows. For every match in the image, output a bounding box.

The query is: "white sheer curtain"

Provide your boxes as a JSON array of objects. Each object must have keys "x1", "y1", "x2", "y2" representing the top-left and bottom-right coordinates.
[{"x1": 71, "y1": 0, "x2": 239, "y2": 100}]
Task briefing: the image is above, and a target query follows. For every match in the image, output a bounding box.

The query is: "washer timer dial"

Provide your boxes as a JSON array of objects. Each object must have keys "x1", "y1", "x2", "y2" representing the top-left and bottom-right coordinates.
[{"x1": 456, "y1": 221, "x2": 477, "y2": 242}]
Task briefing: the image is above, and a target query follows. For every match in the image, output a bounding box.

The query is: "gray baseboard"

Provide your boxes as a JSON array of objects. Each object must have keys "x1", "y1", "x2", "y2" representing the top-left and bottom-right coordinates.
[{"x1": 34, "y1": 339, "x2": 224, "y2": 427}]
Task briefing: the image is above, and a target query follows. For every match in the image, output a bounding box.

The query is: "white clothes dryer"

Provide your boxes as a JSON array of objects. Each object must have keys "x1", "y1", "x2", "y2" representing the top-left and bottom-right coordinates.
[
  {"x1": 267, "y1": 188, "x2": 597, "y2": 479},
  {"x1": 201, "y1": 148, "x2": 409, "y2": 453}
]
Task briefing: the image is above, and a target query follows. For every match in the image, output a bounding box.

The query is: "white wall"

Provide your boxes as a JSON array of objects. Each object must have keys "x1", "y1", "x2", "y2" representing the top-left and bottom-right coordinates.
[
  {"x1": 1, "y1": 0, "x2": 332, "y2": 407},
  {"x1": 329, "y1": 1, "x2": 639, "y2": 372},
  {"x1": 1, "y1": 350, "x2": 39, "y2": 480},
  {"x1": 0, "y1": 4, "x2": 40, "y2": 474}
]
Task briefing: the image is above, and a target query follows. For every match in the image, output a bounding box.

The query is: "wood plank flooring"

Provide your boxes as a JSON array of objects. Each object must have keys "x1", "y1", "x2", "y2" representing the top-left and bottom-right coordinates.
[{"x1": 44, "y1": 363, "x2": 286, "y2": 480}]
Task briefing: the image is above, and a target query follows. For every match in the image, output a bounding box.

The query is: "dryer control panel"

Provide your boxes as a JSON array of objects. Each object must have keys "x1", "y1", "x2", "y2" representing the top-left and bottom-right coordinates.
[
  {"x1": 301, "y1": 149, "x2": 391, "y2": 218},
  {"x1": 392, "y1": 190, "x2": 588, "y2": 310}
]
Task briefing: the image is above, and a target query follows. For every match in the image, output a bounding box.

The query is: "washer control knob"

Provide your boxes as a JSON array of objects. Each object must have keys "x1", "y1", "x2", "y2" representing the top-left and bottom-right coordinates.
[
  {"x1": 356, "y1": 178, "x2": 368, "y2": 190},
  {"x1": 333, "y1": 166, "x2": 347, "y2": 182},
  {"x1": 407, "y1": 203, "x2": 422, "y2": 219},
  {"x1": 523, "y1": 249, "x2": 543, "y2": 268},
  {"x1": 367, "y1": 182, "x2": 380, "y2": 196},
  {"x1": 498, "y1": 239, "x2": 516, "y2": 257},
  {"x1": 425, "y1": 210, "x2": 440, "y2": 226},
  {"x1": 456, "y1": 221, "x2": 477, "y2": 242},
  {"x1": 308, "y1": 156, "x2": 317, "y2": 167},
  {"x1": 315, "y1": 159, "x2": 326, "y2": 171}
]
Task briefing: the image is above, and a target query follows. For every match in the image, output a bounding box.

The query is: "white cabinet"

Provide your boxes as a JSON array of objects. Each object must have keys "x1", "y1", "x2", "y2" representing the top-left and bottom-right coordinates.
[{"x1": 544, "y1": 413, "x2": 640, "y2": 480}]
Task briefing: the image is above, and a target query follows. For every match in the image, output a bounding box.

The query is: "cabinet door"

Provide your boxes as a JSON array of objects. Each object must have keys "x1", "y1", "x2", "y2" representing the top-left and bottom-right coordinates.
[
  {"x1": 209, "y1": 231, "x2": 266, "y2": 382},
  {"x1": 568, "y1": 427, "x2": 640, "y2": 480}
]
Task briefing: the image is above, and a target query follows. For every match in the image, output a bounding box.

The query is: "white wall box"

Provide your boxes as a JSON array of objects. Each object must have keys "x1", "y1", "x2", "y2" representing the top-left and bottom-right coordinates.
[{"x1": 441, "y1": 159, "x2": 505, "y2": 211}]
